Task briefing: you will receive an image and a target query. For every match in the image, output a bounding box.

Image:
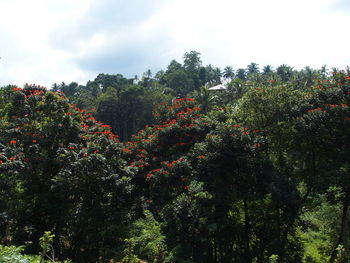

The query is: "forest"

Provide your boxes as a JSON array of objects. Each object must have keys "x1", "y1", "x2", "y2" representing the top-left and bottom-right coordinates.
[{"x1": 0, "y1": 51, "x2": 350, "y2": 262}]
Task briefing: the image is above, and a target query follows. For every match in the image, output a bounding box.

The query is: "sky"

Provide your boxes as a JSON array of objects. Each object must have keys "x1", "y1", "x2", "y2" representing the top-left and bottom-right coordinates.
[{"x1": 0, "y1": 0, "x2": 350, "y2": 87}]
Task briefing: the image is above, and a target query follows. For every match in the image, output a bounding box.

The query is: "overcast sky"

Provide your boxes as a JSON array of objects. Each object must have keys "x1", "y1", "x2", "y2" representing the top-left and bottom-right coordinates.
[{"x1": 0, "y1": 0, "x2": 350, "y2": 87}]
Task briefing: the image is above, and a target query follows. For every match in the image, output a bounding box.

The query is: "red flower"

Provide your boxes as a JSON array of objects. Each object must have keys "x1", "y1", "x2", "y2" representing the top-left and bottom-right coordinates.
[
  {"x1": 32, "y1": 140, "x2": 37, "y2": 143},
  {"x1": 9, "y1": 140, "x2": 17, "y2": 144},
  {"x1": 69, "y1": 146, "x2": 75, "y2": 150},
  {"x1": 12, "y1": 87, "x2": 22, "y2": 91}
]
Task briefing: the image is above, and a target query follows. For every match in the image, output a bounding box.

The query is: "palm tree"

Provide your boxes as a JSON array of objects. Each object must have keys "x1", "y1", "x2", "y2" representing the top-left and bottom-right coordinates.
[
  {"x1": 236, "y1": 68, "x2": 246, "y2": 80},
  {"x1": 193, "y1": 86, "x2": 217, "y2": 112},
  {"x1": 227, "y1": 79, "x2": 248, "y2": 101},
  {"x1": 206, "y1": 65, "x2": 222, "y2": 86},
  {"x1": 223, "y1": 66, "x2": 235, "y2": 80},
  {"x1": 276, "y1": 64, "x2": 294, "y2": 81},
  {"x1": 247, "y1": 62, "x2": 259, "y2": 74},
  {"x1": 301, "y1": 66, "x2": 316, "y2": 87},
  {"x1": 262, "y1": 65, "x2": 273, "y2": 75},
  {"x1": 212, "y1": 67, "x2": 222, "y2": 85}
]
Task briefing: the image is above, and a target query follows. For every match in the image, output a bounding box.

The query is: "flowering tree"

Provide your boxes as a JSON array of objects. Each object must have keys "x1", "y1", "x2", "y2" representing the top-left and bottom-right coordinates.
[
  {"x1": 295, "y1": 72, "x2": 350, "y2": 262},
  {"x1": 0, "y1": 85, "x2": 127, "y2": 262}
]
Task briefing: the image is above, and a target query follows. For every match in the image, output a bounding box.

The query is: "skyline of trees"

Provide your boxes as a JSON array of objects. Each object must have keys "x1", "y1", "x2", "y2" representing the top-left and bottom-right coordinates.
[{"x1": 1, "y1": 51, "x2": 350, "y2": 262}]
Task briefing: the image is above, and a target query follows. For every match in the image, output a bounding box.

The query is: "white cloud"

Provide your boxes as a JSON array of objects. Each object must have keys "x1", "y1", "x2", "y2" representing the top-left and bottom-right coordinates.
[
  {"x1": 0, "y1": 0, "x2": 349, "y2": 87},
  {"x1": 0, "y1": 0, "x2": 92, "y2": 87}
]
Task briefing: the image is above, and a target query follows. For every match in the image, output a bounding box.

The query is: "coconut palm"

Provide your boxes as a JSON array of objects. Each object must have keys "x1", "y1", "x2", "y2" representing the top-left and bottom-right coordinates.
[
  {"x1": 247, "y1": 62, "x2": 259, "y2": 74},
  {"x1": 223, "y1": 66, "x2": 235, "y2": 80}
]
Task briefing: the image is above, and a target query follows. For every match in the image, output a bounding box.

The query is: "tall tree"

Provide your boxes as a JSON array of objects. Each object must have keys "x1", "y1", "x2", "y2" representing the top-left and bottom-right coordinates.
[
  {"x1": 247, "y1": 62, "x2": 259, "y2": 74},
  {"x1": 236, "y1": 68, "x2": 247, "y2": 80},
  {"x1": 183, "y1": 51, "x2": 202, "y2": 74},
  {"x1": 223, "y1": 66, "x2": 235, "y2": 80}
]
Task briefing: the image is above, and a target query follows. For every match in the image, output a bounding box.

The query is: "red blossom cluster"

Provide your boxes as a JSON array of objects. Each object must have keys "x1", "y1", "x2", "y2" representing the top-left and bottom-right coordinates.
[
  {"x1": 307, "y1": 103, "x2": 348, "y2": 113},
  {"x1": 24, "y1": 89, "x2": 45, "y2": 97},
  {"x1": 11, "y1": 87, "x2": 22, "y2": 91}
]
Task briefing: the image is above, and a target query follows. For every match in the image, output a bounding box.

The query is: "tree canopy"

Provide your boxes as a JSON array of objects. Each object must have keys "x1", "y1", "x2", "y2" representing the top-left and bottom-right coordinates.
[{"x1": 1, "y1": 52, "x2": 350, "y2": 262}]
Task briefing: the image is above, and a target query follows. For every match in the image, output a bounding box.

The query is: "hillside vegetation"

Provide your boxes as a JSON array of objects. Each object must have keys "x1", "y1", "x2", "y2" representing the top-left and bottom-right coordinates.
[{"x1": 1, "y1": 52, "x2": 350, "y2": 262}]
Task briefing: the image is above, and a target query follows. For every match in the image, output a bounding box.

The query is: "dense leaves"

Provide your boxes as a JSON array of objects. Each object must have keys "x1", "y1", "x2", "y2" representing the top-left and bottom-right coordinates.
[{"x1": 1, "y1": 54, "x2": 350, "y2": 262}]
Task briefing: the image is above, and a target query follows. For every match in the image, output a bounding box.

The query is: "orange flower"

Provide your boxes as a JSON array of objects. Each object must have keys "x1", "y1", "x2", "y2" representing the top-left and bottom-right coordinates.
[
  {"x1": 11, "y1": 87, "x2": 22, "y2": 91},
  {"x1": 9, "y1": 140, "x2": 17, "y2": 144}
]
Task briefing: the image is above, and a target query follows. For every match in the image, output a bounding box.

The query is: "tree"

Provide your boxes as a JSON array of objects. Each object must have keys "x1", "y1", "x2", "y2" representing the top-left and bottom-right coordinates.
[
  {"x1": 236, "y1": 68, "x2": 247, "y2": 80},
  {"x1": 183, "y1": 51, "x2": 202, "y2": 74},
  {"x1": 276, "y1": 64, "x2": 294, "y2": 81},
  {"x1": 223, "y1": 66, "x2": 235, "y2": 80},
  {"x1": 206, "y1": 65, "x2": 222, "y2": 86},
  {"x1": 0, "y1": 85, "x2": 127, "y2": 262},
  {"x1": 164, "y1": 69, "x2": 194, "y2": 96},
  {"x1": 247, "y1": 62, "x2": 259, "y2": 74},
  {"x1": 262, "y1": 65, "x2": 273, "y2": 75}
]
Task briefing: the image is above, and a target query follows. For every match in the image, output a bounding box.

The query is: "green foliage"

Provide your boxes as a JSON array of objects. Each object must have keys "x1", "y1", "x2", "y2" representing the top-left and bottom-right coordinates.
[
  {"x1": 269, "y1": 254, "x2": 279, "y2": 263},
  {"x1": 123, "y1": 210, "x2": 171, "y2": 263},
  {"x1": 39, "y1": 231, "x2": 55, "y2": 263},
  {"x1": 3, "y1": 56, "x2": 350, "y2": 262},
  {"x1": 0, "y1": 245, "x2": 72, "y2": 263},
  {"x1": 0, "y1": 245, "x2": 31, "y2": 263}
]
